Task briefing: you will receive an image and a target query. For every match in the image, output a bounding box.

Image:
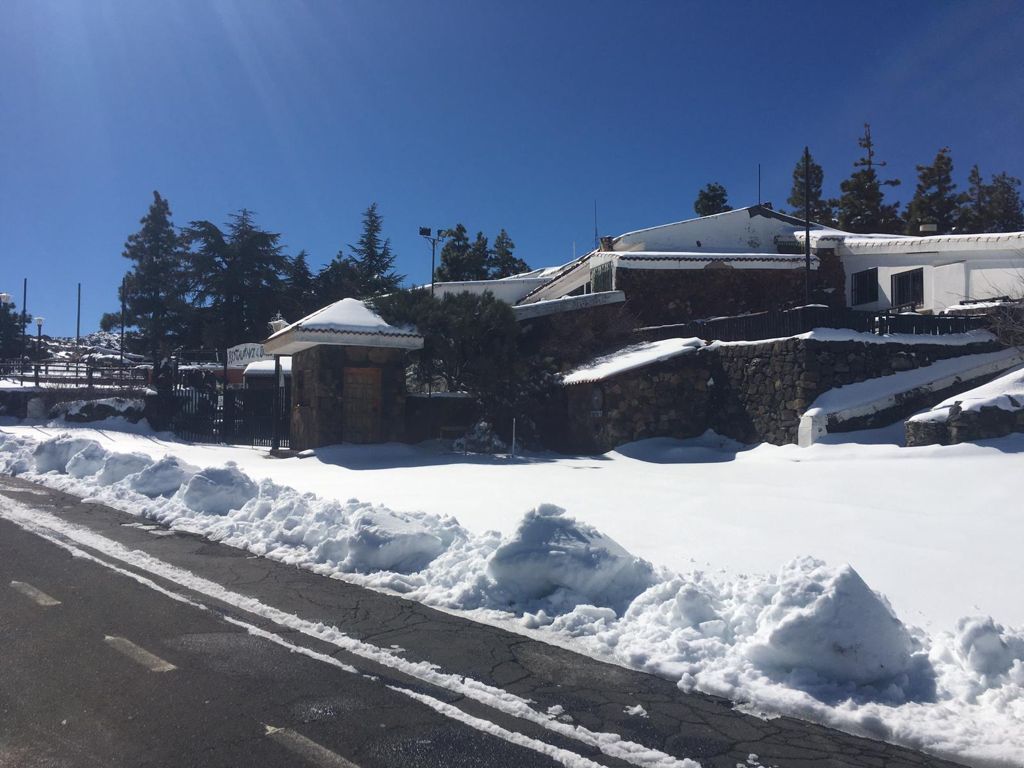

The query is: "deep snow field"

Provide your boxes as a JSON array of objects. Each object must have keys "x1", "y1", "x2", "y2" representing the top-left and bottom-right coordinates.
[{"x1": 1, "y1": 419, "x2": 1022, "y2": 767}]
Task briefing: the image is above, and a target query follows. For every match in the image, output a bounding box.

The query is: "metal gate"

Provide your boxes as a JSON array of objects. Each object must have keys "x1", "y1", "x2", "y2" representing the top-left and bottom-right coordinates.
[{"x1": 168, "y1": 387, "x2": 289, "y2": 448}]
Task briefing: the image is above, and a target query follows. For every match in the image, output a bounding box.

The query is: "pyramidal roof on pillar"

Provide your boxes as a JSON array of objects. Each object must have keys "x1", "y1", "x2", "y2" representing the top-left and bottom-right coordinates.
[{"x1": 263, "y1": 298, "x2": 423, "y2": 355}]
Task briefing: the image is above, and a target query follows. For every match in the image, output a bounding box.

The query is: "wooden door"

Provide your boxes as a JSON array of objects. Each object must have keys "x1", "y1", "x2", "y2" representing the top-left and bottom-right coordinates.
[{"x1": 342, "y1": 367, "x2": 382, "y2": 443}]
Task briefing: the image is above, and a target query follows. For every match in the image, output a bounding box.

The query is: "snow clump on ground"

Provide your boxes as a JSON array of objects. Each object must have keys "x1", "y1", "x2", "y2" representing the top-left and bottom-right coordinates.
[{"x1": 1, "y1": 429, "x2": 1023, "y2": 766}]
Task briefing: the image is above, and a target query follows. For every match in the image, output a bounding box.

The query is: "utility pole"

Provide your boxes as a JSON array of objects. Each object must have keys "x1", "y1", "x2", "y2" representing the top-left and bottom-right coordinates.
[
  {"x1": 21, "y1": 278, "x2": 27, "y2": 363},
  {"x1": 76, "y1": 282, "x2": 81, "y2": 349},
  {"x1": 804, "y1": 146, "x2": 812, "y2": 304},
  {"x1": 119, "y1": 276, "x2": 126, "y2": 367}
]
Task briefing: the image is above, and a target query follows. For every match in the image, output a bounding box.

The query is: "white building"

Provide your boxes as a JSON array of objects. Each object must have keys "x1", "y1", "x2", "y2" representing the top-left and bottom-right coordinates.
[{"x1": 429, "y1": 206, "x2": 1024, "y2": 317}]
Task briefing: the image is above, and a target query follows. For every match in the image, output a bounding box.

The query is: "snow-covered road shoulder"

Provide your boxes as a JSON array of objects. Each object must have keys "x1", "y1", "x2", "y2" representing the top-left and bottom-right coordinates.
[{"x1": 1, "y1": 427, "x2": 1022, "y2": 766}]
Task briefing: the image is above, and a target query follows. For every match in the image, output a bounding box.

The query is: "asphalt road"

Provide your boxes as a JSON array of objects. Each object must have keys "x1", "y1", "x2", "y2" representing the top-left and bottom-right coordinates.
[{"x1": 0, "y1": 475, "x2": 966, "y2": 768}]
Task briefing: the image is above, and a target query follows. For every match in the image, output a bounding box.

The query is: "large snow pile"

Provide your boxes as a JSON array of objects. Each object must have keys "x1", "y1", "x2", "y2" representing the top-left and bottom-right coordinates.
[
  {"x1": 488, "y1": 504, "x2": 656, "y2": 614},
  {"x1": 1, "y1": 429, "x2": 1023, "y2": 766}
]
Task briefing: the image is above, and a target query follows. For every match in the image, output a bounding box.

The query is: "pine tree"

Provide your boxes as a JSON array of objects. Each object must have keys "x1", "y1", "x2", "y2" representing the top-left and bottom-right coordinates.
[
  {"x1": 837, "y1": 124, "x2": 903, "y2": 234},
  {"x1": 0, "y1": 298, "x2": 25, "y2": 359},
  {"x1": 184, "y1": 209, "x2": 288, "y2": 349},
  {"x1": 434, "y1": 224, "x2": 489, "y2": 281},
  {"x1": 786, "y1": 150, "x2": 835, "y2": 225},
  {"x1": 693, "y1": 183, "x2": 732, "y2": 217},
  {"x1": 488, "y1": 229, "x2": 530, "y2": 278},
  {"x1": 117, "y1": 191, "x2": 189, "y2": 361},
  {"x1": 958, "y1": 165, "x2": 988, "y2": 233},
  {"x1": 904, "y1": 147, "x2": 962, "y2": 234},
  {"x1": 957, "y1": 169, "x2": 1024, "y2": 233},
  {"x1": 986, "y1": 172, "x2": 1024, "y2": 232},
  {"x1": 283, "y1": 250, "x2": 317, "y2": 320},
  {"x1": 315, "y1": 257, "x2": 359, "y2": 305},
  {"x1": 347, "y1": 203, "x2": 403, "y2": 297}
]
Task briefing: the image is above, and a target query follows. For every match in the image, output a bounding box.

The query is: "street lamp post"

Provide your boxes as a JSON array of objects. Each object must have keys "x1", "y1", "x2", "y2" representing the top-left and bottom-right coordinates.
[
  {"x1": 34, "y1": 316, "x2": 44, "y2": 387},
  {"x1": 35, "y1": 317, "x2": 44, "y2": 360}
]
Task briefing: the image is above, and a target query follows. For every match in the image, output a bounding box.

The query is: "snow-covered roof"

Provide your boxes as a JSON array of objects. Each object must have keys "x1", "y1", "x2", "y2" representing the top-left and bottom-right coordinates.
[
  {"x1": 562, "y1": 338, "x2": 704, "y2": 386},
  {"x1": 910, "y1": 363, "x2": 1024, "y2": 421},
  {"x1": 243, "y1": 357, "x2": 292, "y2": 377},
  {"x1": 512, "y1": 290, "x2": 625, "y2": 321},
  {"x1": 263, "y1": 298, "x2": 423, "y2": 355},
  {"x1": 611, "y1": 252, "x2": 817, "y2": 270}
]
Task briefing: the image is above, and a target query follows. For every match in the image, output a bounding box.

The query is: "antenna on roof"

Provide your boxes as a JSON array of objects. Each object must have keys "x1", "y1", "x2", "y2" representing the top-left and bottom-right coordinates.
[
  {"x1": 757, "y1": 163, "x2": 762, "y2": 205},
  {"x1": 593, "y1": 200, "x2": 598, "y2": 250}
]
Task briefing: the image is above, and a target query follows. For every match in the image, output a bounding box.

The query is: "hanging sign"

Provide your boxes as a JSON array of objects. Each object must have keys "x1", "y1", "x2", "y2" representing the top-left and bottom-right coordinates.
[{"x1": 226, "y1": 343, "x2": 272, "y2": 369}]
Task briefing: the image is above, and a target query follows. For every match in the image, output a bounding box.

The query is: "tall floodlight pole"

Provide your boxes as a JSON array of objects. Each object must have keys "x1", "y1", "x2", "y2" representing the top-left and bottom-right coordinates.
[
  {"x1": 804, "y1": 146, "x2": 812, "y2": 305},
  {"x1": 419, "y1": 227, "x2": 447, "y2": 297}
]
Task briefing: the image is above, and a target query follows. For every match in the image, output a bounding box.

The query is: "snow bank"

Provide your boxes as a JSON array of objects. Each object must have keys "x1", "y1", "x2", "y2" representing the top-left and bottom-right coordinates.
[{"x1": 3, "y1": 429, "x2": 1023, "y2": 766}]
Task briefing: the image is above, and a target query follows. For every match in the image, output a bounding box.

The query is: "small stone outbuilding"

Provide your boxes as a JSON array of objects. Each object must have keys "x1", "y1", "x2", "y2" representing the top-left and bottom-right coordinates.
[{"x1": 263, "y1": 299, "x2": 423, "y2": 449}]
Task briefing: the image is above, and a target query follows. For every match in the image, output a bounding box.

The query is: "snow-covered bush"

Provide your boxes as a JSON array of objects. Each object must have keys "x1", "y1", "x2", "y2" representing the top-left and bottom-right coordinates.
[{"x1": 453, "y1": 421, "x2": 507, "y2": 454}]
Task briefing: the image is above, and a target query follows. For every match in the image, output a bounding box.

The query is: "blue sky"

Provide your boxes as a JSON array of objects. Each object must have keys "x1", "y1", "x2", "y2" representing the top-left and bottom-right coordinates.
[{"x1": 2, "y1": 0, "x2": 1022, "y2": 337}]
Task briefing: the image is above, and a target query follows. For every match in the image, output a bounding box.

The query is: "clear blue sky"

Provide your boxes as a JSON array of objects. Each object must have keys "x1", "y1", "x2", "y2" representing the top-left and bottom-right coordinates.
[{"x1": 2, "y1": 0, "x2": 1022, "y2": 336}]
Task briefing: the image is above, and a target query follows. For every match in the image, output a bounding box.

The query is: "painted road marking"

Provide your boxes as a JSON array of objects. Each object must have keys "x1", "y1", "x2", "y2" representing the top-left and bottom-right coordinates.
[
  {"x1": 264, "y1": 724, "x2": 361, "y2": 768},
  {"x1": 10, "y1": 580, "x2": 61, "y2": 606},
  {"x1": 104, "y1": 636, "x2": 177, "y2": 672}
]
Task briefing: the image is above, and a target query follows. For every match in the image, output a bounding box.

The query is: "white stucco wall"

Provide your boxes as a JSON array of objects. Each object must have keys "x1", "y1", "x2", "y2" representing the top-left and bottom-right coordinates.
[{"x1": 615, "y1": 207, "x2": 806, "y2": 254}]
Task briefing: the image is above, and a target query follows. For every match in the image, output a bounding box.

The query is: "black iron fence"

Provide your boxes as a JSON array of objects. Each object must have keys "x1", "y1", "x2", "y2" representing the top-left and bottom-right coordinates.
[{"x1": 637, "y1": 306, "x2": 991, "y2": 343}]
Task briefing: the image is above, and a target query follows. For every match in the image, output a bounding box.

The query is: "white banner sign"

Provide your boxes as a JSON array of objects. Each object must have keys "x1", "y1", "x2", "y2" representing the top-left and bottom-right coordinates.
[{"x1": 226, "y1": 343, "x2": 272, "y2": 369}]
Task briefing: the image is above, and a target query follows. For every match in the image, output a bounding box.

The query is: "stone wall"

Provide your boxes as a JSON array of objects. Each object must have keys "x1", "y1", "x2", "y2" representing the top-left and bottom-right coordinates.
[
  {"x1": 560, "y1": 337, "x2": 1002, "y2": 452},
  {"x1": 291, "y1": 345, "x2": 408, "y2": 450},
  {"x1": 708, "y1": 338, "x2": 1001, "y2": 444},
  {"x1": 906, "y1": 402, "x2": 1024, "y2": 446},
  {"x1": 563, "y1": 354, "x2": 712, "y2": 453},
  {"x1": 614, "y1": 252, "x2": 845, "y2": 327}
]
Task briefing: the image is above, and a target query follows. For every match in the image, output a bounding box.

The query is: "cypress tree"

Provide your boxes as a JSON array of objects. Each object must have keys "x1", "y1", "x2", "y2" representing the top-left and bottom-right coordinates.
[
  {"x1": 693, "y1": 183, "x2": 732, "y2": 217},
  {"x1": 837, "y1": 124, "x2": 903, "y2": 234},
  {"x1": 905, "y1": 147, "x2": 962, "y2": 235}
]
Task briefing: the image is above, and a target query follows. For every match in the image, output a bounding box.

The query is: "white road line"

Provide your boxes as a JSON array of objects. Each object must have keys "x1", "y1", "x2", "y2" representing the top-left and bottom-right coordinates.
[
  {"x1": 9, "y1": 580, "x2": 61, "y2": 606},
  {"x1": 390, "y1": 686, "x2": 610, "y2": 768},
  {"x1": 104, "y1": 635, "x2": 177, "y2": 672},
  {"x1": 264, "y1": 724, "x2": 362, "y2": 768},
  {"x1": 0, "y1": 501, "x2": 700, "y2": 768}
]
